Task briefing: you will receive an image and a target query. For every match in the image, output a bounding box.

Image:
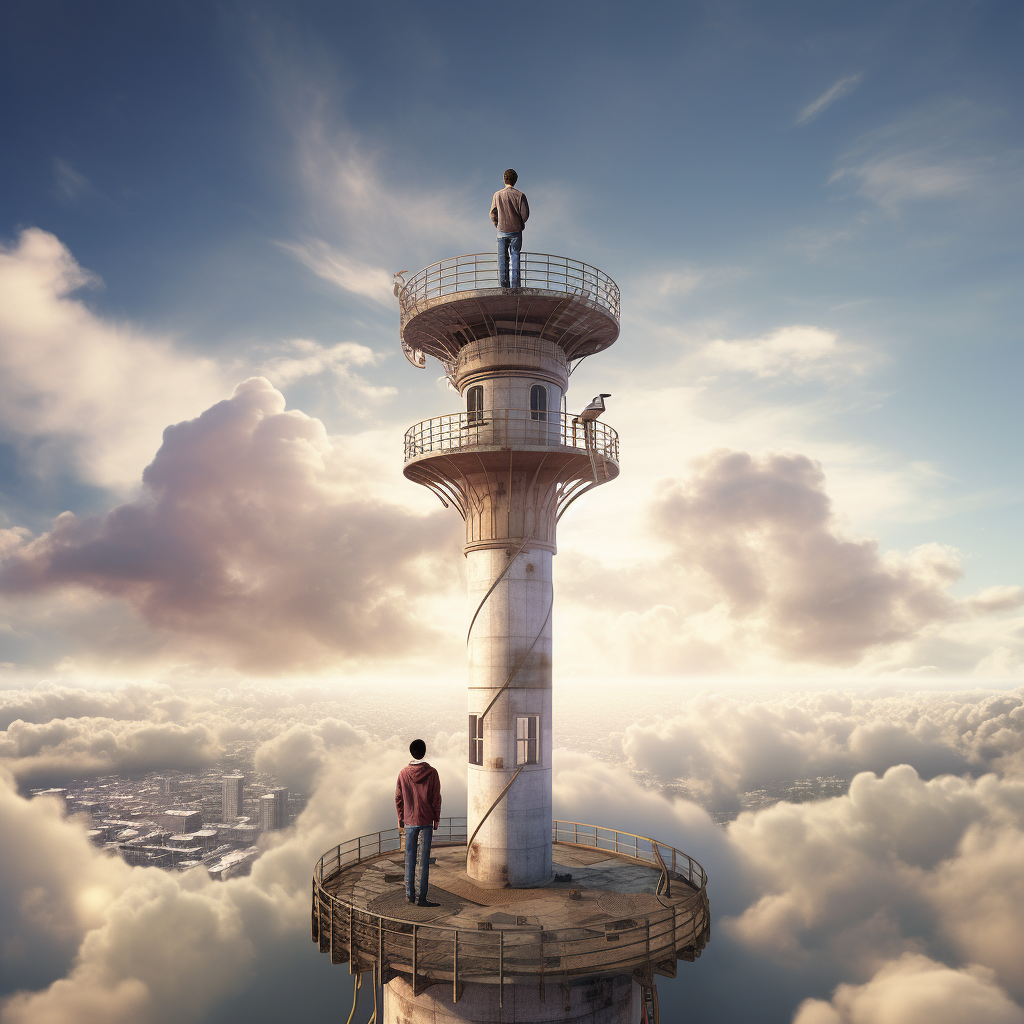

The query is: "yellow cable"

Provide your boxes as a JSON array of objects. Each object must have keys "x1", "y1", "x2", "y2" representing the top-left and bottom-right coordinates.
[{"x1": 345, "y1": 973, "x2": 361, "y2": 1024}]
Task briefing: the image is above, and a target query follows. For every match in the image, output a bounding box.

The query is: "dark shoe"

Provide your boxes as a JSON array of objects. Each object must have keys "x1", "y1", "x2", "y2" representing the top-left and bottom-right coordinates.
[
  {"x1": 416, "y1": 899, "x2": 440, "y2": 908},
  {"x1": 406, "y1": 894, "x2": 415, "y2": 904}
]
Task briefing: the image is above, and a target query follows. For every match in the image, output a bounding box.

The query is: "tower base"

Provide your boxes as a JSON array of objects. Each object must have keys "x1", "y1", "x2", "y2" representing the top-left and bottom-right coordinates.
[{"x1": 383, "y1": 974, "x2": 641, "y2": 1024}]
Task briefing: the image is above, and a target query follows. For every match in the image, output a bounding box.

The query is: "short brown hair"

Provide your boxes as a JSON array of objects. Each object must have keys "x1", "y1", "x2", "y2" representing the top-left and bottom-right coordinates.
[{"x1": 503, "y1": 168, "x2": 518, "y2": 186}]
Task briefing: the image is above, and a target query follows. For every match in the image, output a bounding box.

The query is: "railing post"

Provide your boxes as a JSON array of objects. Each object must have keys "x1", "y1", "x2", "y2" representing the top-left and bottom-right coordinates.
[
  {"x1": 453, "y1": 930, "x2": 458, "y2": 1003},
  {"x1": 499, "y1": 930, "x2": 504, "y2": 1008},
  {"x1": 413, "y1": 924, "x2": 418, "y2": 984}
]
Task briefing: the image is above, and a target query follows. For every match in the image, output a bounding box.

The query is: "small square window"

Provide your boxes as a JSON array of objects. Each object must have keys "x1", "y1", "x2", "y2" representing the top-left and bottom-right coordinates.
[
  {"x1": 469, "y1": 714, "x2": 484, "y2": 765},
  {"x1": 516, "y1": 715, "x2": 539, "y2": 765}
]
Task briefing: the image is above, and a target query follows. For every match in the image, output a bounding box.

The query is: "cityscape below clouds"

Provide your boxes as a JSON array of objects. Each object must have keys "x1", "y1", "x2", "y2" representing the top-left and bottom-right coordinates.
[{"x1": 1, "y1": 1, "x2": 1022, "y2": 1023}]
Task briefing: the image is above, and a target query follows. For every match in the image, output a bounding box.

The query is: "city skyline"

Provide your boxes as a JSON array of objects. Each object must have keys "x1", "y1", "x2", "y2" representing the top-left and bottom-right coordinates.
[{"x1": 1, "y1": 3, "x2": 1022, "y2": 1024}]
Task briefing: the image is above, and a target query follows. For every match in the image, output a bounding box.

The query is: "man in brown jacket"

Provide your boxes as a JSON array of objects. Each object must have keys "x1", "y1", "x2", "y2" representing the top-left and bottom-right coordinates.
[
  {"x1": 396, "y1": 738, "x2": 442, "y2": 906},
  {"x1": 490, "y1": 168, "x2": 530, "y2": 288}
]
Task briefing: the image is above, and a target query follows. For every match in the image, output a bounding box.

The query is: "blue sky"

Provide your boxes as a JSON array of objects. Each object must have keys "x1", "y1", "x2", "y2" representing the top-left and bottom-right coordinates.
[{"x1": 1, "y1": 0, "x2": 1022, "y2": 680}]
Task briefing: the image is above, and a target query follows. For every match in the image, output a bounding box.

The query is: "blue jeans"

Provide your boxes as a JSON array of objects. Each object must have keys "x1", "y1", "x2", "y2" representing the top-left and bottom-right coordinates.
[
  {"x1": 497, "y1": 232, "x2": 522, "y2": 288},
  {"x1": 404, "y1": 825, "x2": 433, "y2": 901}
]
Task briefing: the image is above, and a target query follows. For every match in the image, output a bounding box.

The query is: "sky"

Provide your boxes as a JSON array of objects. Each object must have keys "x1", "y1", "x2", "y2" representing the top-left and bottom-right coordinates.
[{"x1": 1, "y1": 2, "x2": 1023, "y2": 1023}]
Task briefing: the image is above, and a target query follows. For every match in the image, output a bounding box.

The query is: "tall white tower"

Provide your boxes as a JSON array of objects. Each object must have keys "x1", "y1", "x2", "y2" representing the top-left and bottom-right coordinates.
[
  {"x1": 398, "y1": 254, "x2": 618, "y2": 888},
  {"x1": 312, "y1": 250, "x2": 709, "y2": 1024}
]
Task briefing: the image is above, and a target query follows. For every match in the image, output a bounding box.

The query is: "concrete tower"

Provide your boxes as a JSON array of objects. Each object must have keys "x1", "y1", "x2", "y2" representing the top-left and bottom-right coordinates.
[
  {"x1": 312, "y1": 250, "x2": 709, "y2": 1024},
  {"x1": 399, "y1": 254, "x2": 619, "y2": 890}
]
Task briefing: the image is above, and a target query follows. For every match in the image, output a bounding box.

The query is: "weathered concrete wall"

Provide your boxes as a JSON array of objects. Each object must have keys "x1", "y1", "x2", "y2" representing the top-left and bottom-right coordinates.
[
  {"x1": 466, "y1": 546, "x2": 553, "y2": 887},
  {"x1": 383, "y1": 975, "x2": 640, "y2": 1024}
]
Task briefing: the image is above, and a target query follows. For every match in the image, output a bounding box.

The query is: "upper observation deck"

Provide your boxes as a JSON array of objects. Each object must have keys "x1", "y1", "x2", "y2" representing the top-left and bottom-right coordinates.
[
  {"x1": 312, "y1": 819, "x2": 710, "y2": 998},
  {"x1": 398, "y1": 253, "x2": 620, "y2": 367}
]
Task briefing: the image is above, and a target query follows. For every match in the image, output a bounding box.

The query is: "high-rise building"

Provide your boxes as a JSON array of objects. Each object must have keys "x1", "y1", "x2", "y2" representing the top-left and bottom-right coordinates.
[
  {"x1": 259, "y1": 793, "x2": 277, "y2": 831},
  {"x1": 312, "y1": 249, "x2": 710, "y2": 1022},
  {"x1": 270, "y1": 786, "x2": 288, "y2": 828},
  {"x1": 259, "y1": 787, "x2": 289, "y2": 831},
  {"x1": 221, "y1": 775, "x2": 244, "y2": 824}
]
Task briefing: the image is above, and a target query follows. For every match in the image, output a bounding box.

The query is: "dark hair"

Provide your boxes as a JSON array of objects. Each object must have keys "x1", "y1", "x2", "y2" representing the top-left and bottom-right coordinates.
[
  {"x1": 409, "y1": 738, "x2": 426, "y2": 760},
  {"x1": 503, "y1": 168, "x2": 518, "y2": 186}
]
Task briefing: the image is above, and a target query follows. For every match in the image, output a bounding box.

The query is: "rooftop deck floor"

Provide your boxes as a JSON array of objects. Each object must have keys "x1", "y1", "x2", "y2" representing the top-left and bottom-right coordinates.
[{"x1": 323, "y1": 843, "x2": 695, "y2": 932}]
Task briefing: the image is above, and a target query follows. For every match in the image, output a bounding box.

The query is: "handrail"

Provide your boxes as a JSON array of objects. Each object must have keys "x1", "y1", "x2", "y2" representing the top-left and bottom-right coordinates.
[
  {"x1": 312, "y1": 818, "x2": 710, "y2": 988},
  {"x1": 404, "y1": 409, "x2": 619, "y2": 465},
  {"x1": 398, "y1": 252, "x2": 620, "y2": 325},
  {"x1": 551, "y1": 820, "x2": 707, "y2": 890}
]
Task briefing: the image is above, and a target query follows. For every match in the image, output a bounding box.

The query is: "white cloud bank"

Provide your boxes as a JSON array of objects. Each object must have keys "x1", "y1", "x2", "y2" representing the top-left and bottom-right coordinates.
[
  {"x1": 560, "y1": 449, "x2": 1023, "y2": 677},
  {"x1": 0, "y1": 377, "x2": 460, "y2": 672},
  {"x1": 0, "y1": 229, "x2": 226, "y2": 490},
  {"x1": 2, "y1": 711, "x2": 1024, "y2": 1024},
  {"x1": 792, "y1": 955, "x2": 1024, "y2": 1024}
]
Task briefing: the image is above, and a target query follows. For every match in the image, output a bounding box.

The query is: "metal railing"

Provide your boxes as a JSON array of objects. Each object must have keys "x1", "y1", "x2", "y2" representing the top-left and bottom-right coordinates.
[
  {"x1": 552, "y1": 821, "x2": 709, "y2": 896},
  {"x1": 398, "y1": 253, "x2": 620, "y2": 324},
  {"x1": 404, "y1": 409, "x2": 619, "y2": 464},
  {"x1": 311, "y1": 819, "x2": 710, "y2": 993}
]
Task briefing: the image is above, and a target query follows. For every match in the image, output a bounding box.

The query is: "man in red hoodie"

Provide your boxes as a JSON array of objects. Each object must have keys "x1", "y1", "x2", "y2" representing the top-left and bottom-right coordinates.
[{"x1": 396, "y1": 739, "x2": 442, "y2": 906}]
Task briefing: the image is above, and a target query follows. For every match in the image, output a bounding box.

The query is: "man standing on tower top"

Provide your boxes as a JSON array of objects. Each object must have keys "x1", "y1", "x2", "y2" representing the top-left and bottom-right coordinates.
[
  {"x1": 490, "y1": 168, "x2": 530, "y2": 288},
  {"x1": 396, "y1": 739, "x2": 442, "y2": 907}
]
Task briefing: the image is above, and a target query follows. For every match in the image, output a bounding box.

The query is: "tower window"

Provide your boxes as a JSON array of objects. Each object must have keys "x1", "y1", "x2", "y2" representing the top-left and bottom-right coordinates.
[
  {"x1": 467, "y1": 386, "x2": 484, "y2": 425},
  {"x1": 469, "y1": 714, "x2": 483, "y2": 765},
  {"x1": 516, "y1": 715, "x2": 539, "y2": 765},
  {"x1": 530, "y1": 384, "x2": 547, "y2": 421}
]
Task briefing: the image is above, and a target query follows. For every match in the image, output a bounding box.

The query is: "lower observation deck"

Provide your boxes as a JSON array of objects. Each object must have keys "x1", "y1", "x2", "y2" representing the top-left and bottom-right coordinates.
[
  {"x1": 403, "y1": 410, "x2": 619, "y2": 526},
  {"x1": 311, "y1": 820, "x2": 710, "y2": 998}
]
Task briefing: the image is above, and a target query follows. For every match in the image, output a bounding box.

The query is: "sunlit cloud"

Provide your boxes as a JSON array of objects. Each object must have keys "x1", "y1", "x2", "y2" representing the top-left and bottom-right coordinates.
[
  {"x1": 0, "y1": 229, "x2": 226, "y2": 491},
  {"x1": 697, "y1": 325, "x2": 876, "y2": 380}
]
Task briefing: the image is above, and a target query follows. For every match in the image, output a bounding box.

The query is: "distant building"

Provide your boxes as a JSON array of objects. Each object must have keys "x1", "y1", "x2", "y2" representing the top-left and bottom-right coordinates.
[
  {"x1": 157, "y1": 809, "x2": 202, "y2": 833},
  {"x1": 270, "y1": 786, "x2": 288, "y2": 827},
  {"x1": 259, "y1": 793, "x2": 277, "y2": 831},
  {"x1": 207, "y1": 847, "x2": 259, "y2": 881},
  {"x1": 154, "y1": 777, "x2": 170, "y2": 797},
  {"x1": 221, "y1": 775, "x2": 244, "y2": 823},
  {"x1": 218, "y1": 823, "x2": 259, "y2": 847}
]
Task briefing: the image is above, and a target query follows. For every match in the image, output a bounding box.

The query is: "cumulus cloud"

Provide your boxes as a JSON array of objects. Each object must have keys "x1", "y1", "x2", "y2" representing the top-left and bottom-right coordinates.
[
  {"x1": 0, "y1": 733, "x2": 467, "y2": 1024},
  {"x1": 792, "y1": 955, "x2": 1024, "y2": 1024},
  {"x1": 724, "y1": 767, "x2": 1024, "y2": 1002},
  {"x1": 0, "y1": 685, "x2": 179, "y2": 731},
  {"x1": 258, "y1": 336, "x2": 396, "y2": 404},
  {"x1": 254, "y1": 718, "x2": 367, "y2": 793},
  {"x1": 0, "y1": 377, "x2": 459, "y2": 672},
  {"x1": 0, "y1": 718, "x2": 222, "y2": 788},
  {"x1": 698, "y1": 325, "x2": 874, "y2": 380},
  {"x1": 622, "y1": 688, "x2": 1024, "y2": 808},
  {"x1": 0, "y1": 229, "x2": 225, "y2": 489},
  {"x1": 1, "y1": 695, "x2": 1024, "y2": 1024},
  {"x1": 797, "y1": 74, "x2": 863, "y2": 125},
  {"x1": 650, "y1": 450, "x2": 969, "y2": 663},
  {"x1": 556, "y1": 448, "x2": 1022, "y2": 677}
]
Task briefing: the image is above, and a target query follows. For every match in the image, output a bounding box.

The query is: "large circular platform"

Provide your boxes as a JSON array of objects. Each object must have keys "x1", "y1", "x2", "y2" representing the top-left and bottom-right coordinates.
[{"x1": 311, "y1": 819, "x2": 710, "y2": 995}]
